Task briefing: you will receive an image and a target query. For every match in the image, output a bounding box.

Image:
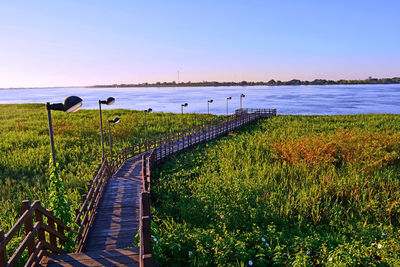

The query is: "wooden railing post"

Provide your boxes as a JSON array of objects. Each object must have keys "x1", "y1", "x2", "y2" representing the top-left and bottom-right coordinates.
[
  {"x1": 22, "y1": 200, "x2": 35, "y2": 256},
  {"x1": 142, "y1": 154, "x2": 147, "y2": 190},
  {"x1": 140, "y1": 192, "x2": 152, "y2": 267},
  {"x1": 158, "y1": 136, "x2": 162, "y2": 160},
  {"x1": 48, "y1": 210, "x2": 57, "y2": 247},
  {"x1": 34, "y1": 201, "x2": 46, "y2": 244},
  {"x1": 57, "y1": 223, "x2": 66, "y2": 247},
  {"x1": 0, "y1": 229, "x2": 6, "y2": 267}
]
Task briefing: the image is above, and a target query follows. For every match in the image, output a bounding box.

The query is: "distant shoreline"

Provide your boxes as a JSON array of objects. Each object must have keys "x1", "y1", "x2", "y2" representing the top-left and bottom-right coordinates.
[{"x1": 1, "y1": 77, "x2": 399, "y2": 90}]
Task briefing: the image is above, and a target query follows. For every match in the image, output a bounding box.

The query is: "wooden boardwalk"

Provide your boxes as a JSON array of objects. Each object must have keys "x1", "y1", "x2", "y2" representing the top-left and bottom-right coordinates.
[
  {"x1": 83, "y1": 155, "x2": 145, "y2": 252},
  {"x1": 43, "y1": 155, "x2": 146, "y2": 266},
  {"x1": 14, "y1": 109, "x2": 276, "y2": 267}
]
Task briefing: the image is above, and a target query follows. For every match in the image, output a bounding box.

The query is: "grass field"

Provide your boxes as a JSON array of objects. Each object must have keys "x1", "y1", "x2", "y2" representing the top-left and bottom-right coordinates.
[
  {"x1": 151, "y1": 114, "x2": 400, "y2": 266},
  {"x1": 0, "y1": 104, "x2": 214, "y2": 257}
]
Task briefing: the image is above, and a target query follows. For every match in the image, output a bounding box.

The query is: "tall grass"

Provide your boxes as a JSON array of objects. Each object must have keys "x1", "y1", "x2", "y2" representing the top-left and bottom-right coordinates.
[
  {"x1": 0, "y1": 104, "x2": 215, "y2": 256},
  {"x1": 151, "y1": 114, "x2": 400, "y2": 266}
]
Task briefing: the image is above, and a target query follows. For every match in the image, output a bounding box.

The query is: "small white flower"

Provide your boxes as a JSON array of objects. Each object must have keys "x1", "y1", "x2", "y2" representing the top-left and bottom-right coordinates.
[
  {"x1": 188, "y1": 251, "x2": 192, "y2": 256},
  {"x1": 261, "y1": 237, "x2": 266, "y2": 242},
  {"x1": 372, "y1": 243, "x2": 376, "y2": 246},
  {"x1": 382, "y1": 233, "x2": 386, "y2": 237},
  {"x1": 306, "y1": 250, "x2": 310, "y2": 255},
  {"x1": 178, "y1": 248, "x2": 181, "y2": 251},
  {"x1": 328, "y1": 257, "x2": 333, "y2": 262},
  {"x1": 153, "y1": 237, "x2": 157, "y2": 242},
  {"x1": 273, "y1": 258, "x2": 277, "y2": 262},
  {"x1": 378, "y1": 244, "x2": 382, "y2": 249},
  {"x1": 249, "y1": 260, "x2": 253, "y2": 266},
  {"x1": 265, "y1": 242, "x2": 270, "y2": 247}
]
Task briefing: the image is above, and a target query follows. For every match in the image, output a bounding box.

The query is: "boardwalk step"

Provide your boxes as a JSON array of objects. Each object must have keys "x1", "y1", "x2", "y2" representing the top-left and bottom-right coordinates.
[{"x1": 41, "y1": 248, "x2": 139, "y2": 266}]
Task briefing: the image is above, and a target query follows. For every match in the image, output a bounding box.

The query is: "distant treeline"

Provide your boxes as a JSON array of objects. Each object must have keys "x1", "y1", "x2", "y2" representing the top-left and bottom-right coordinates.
[{"x1": 91, "y1": 77, "x2": 400, "y2": 88}]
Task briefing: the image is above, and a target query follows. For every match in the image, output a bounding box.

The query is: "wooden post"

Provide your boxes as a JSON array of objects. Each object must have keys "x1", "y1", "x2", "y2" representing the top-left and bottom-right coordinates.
[
  {"x1": 22, "y1": 200, "x2": 35, "y2": 256},
  {"x1": 57, "y1": 222, "x2": 65, "y2": 246},
  {"x1": 140, "y1": 192, "x2": 152, "y2": 267},
  {"x1": 170, "y1": 134, "x2": 172, "y2": 156},
  {"x1": 48, "y1": 211, "x2": 57, "y2": 247},
  {"x1": 159, "y1": 136, "x2": 162, "y2": 160},
  {"x1": 142, "y1": 155, "x2": 147, "y2": 190},
  {"x1": 34, "y1": 201, "x2": 46, "y2": 244},
  {"x1": 0, "y1": 229, "x2": 7, "y2": 267}
]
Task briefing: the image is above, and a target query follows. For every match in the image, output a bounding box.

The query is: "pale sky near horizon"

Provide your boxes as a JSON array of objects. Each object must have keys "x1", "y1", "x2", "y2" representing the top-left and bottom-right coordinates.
[{"x1": 0, "y1": 0, "x2": 399, "y2": 88}]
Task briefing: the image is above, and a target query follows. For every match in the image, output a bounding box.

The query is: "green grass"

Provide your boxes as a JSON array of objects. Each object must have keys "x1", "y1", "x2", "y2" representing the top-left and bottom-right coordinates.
[
  {"x1": 151, "y1": 114, "x2": 400, "y2": 266},
  {"x1": 0, "y1": 104, "x2": 215, "y2": 257}
]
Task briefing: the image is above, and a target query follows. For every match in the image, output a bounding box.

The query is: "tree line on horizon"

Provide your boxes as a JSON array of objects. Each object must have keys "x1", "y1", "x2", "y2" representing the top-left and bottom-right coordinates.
[{"x1": 92, "y1": 77, "x2": 400, "y2": 88}]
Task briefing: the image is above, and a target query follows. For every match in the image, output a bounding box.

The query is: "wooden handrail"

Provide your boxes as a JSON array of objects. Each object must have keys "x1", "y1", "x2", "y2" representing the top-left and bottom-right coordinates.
[
  {"x1": 72, "y1": 108, "x2": 275, "y2": 260},
  {"x1": 0, "y1": 200, "x2": 67, "y2": 267},
  {"x1": 2, "y1": 108, "x2": 275, "y2": 266},
  {"x1": 135, "y1": 108, "x2": 276, "y2": 266}
]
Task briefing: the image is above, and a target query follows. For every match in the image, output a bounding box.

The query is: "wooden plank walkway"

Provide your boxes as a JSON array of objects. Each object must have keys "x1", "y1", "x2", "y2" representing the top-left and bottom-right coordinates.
[
  {"x1": 43, "y1": 155, "x2": 146, "y2": 266},
  {"x1": 40, "y1": 110, "x2": 276, "y2": 266},
  {"x1": 83, "y1": 154, "x2": 146, "y2": 252},
  {"x1": 40, "y1": 248, "x2": 139, "y2": 267}
]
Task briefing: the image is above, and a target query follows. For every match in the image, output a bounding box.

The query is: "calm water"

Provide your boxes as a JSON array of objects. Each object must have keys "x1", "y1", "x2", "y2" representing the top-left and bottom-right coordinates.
[{"x1": 0, "y1": 84, "x2": 399, "y2": 115}]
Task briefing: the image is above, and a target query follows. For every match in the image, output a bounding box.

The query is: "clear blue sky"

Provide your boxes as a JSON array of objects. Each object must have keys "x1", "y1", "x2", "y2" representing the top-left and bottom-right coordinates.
[{"x1": 0, "y1": 0, "x2": 399, "y2": 87}]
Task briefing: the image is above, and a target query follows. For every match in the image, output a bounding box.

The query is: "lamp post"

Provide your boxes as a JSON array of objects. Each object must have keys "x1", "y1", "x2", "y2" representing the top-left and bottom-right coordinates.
[
  {"x1": 99, "y1": 97, "x2": 115, "y2": 160},
  {"x1": 207, "y1": 99, "x2": 213, "y2": 114},
  {"x1": 46, "y1": 96, "x2": 83, "y2": 165},
  {"x1": 226, "y1": 97, "x2": 232, "y2": 115},
  {"x1": 108, "y1": 117, "x2": 120, "y2": 157},
  {"x1": 240, "y1": 93, "x2": 245, "y2": 110},
  {"x1": 144, "y1": 108, "x2": 152, "y2": 149},
  {"x1": 181, "y1": 103, "x2": 188, "y2": 127}
]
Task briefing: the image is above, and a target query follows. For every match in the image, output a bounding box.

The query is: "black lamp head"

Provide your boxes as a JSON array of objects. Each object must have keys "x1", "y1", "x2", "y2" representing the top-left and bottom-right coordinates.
[
  {"x1": 145, "y1": 108, "x2": 152, "y2": 113},
  {"x1": 109, "y1": 117, "x2": 120, "y2": 124},
  {"x1": 106, "y1": 97, "x2": 115, "y2": 105},
  {"x1": 47, "y1": 96, "x2": 83, "y2": 113},
  {"x1": 208, "y1": 99, "x2": 213, "y2": 103},
  {"x1": 100, "y1": 97, "x2": 115, "y2": 105},
  {"x1": 241, "y1": 94, "x2": 245, "y2": 98},
  {"x1": 182, "y1": 103, "x2": 188, "y2": 107},
  {"x1": 227, "y1": 97, "x2": 232, "y2": 100},
  {"x1": 64, "y1": 96, "x2": 83, "y2": 113}
]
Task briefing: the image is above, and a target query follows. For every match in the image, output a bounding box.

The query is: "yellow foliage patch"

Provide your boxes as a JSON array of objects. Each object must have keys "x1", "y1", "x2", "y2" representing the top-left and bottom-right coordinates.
[{"x1": 271, "y1": 129, "x2": 400, "y2": 172}]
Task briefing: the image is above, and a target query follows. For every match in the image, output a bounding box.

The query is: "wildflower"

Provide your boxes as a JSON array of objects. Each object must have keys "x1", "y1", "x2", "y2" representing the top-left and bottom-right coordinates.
[
  {"x1": 188, "y1": 251, "x2": 192, "y2": 256},
  {"x1": 273, "y1": 258, "x2": 277, "y2": 262},
  {"x1": 382, "y1": 233, "x2": 386, "y2": 237},
  {"x1": 265, "y1": 242, "x2": 270, "y2": 247},
  {"x1": 328, "y1": 258, "x2": 333, "y2": 262},
  {"x1": 221, "y1": 215, "x2": 224, "y2": 219},
  {"x1": 261, "y1": 237, "x2": 266, "y2": 242},
  {"x1": 306, "y1": 250, "x2": 310, "y2": 255},
  {"x1": 378, "y1": 244, "x2": 382, "y2": 249},
  {"x1": 249, "y1": 260, "x2": 253, "y2": 266},
  {"x1": 372, "y1": 243, "x2": 375, "y2": 246},
  {"x1": 153, "y1": 237, "x2": 157, "y2": 242},
  {"x1": 178, "y1": 248, "x2": 181, "y2": 251},
  {"x1": 201, "y1": 197, "x2": 204, "y2": 200}
]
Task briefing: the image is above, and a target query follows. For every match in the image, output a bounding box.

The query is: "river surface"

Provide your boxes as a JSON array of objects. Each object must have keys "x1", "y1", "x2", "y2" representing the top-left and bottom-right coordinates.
[{"x1": 0, "y1": 84, "x2": 399, "y2": 115}]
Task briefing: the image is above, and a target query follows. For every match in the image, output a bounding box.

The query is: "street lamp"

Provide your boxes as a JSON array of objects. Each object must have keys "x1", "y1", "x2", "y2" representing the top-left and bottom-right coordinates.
[
  {"x1": 99, "y1": 97, "x2": 115, "y2": 160},
  {"x1": 240, "y1": 94, "x2": 245, "y2": 110},
  {"x1": 207, "y1": 99, "x2": 213, "y2": 114},
  {"x1": 108, "y1": 117, "x2": 120, "y2": 157},
  {"x1": 181, "y1": 103, "x2": 188, "y2": 127},
  {"x1": 46, "y1": 96, "x2": 83, "y2": 165},
  {"x1": 144, "y1": 108, "x2": 152, "y2": 149},
  {"x1": 226, "y1": 97, "x2": 232, "y2": 115}
]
